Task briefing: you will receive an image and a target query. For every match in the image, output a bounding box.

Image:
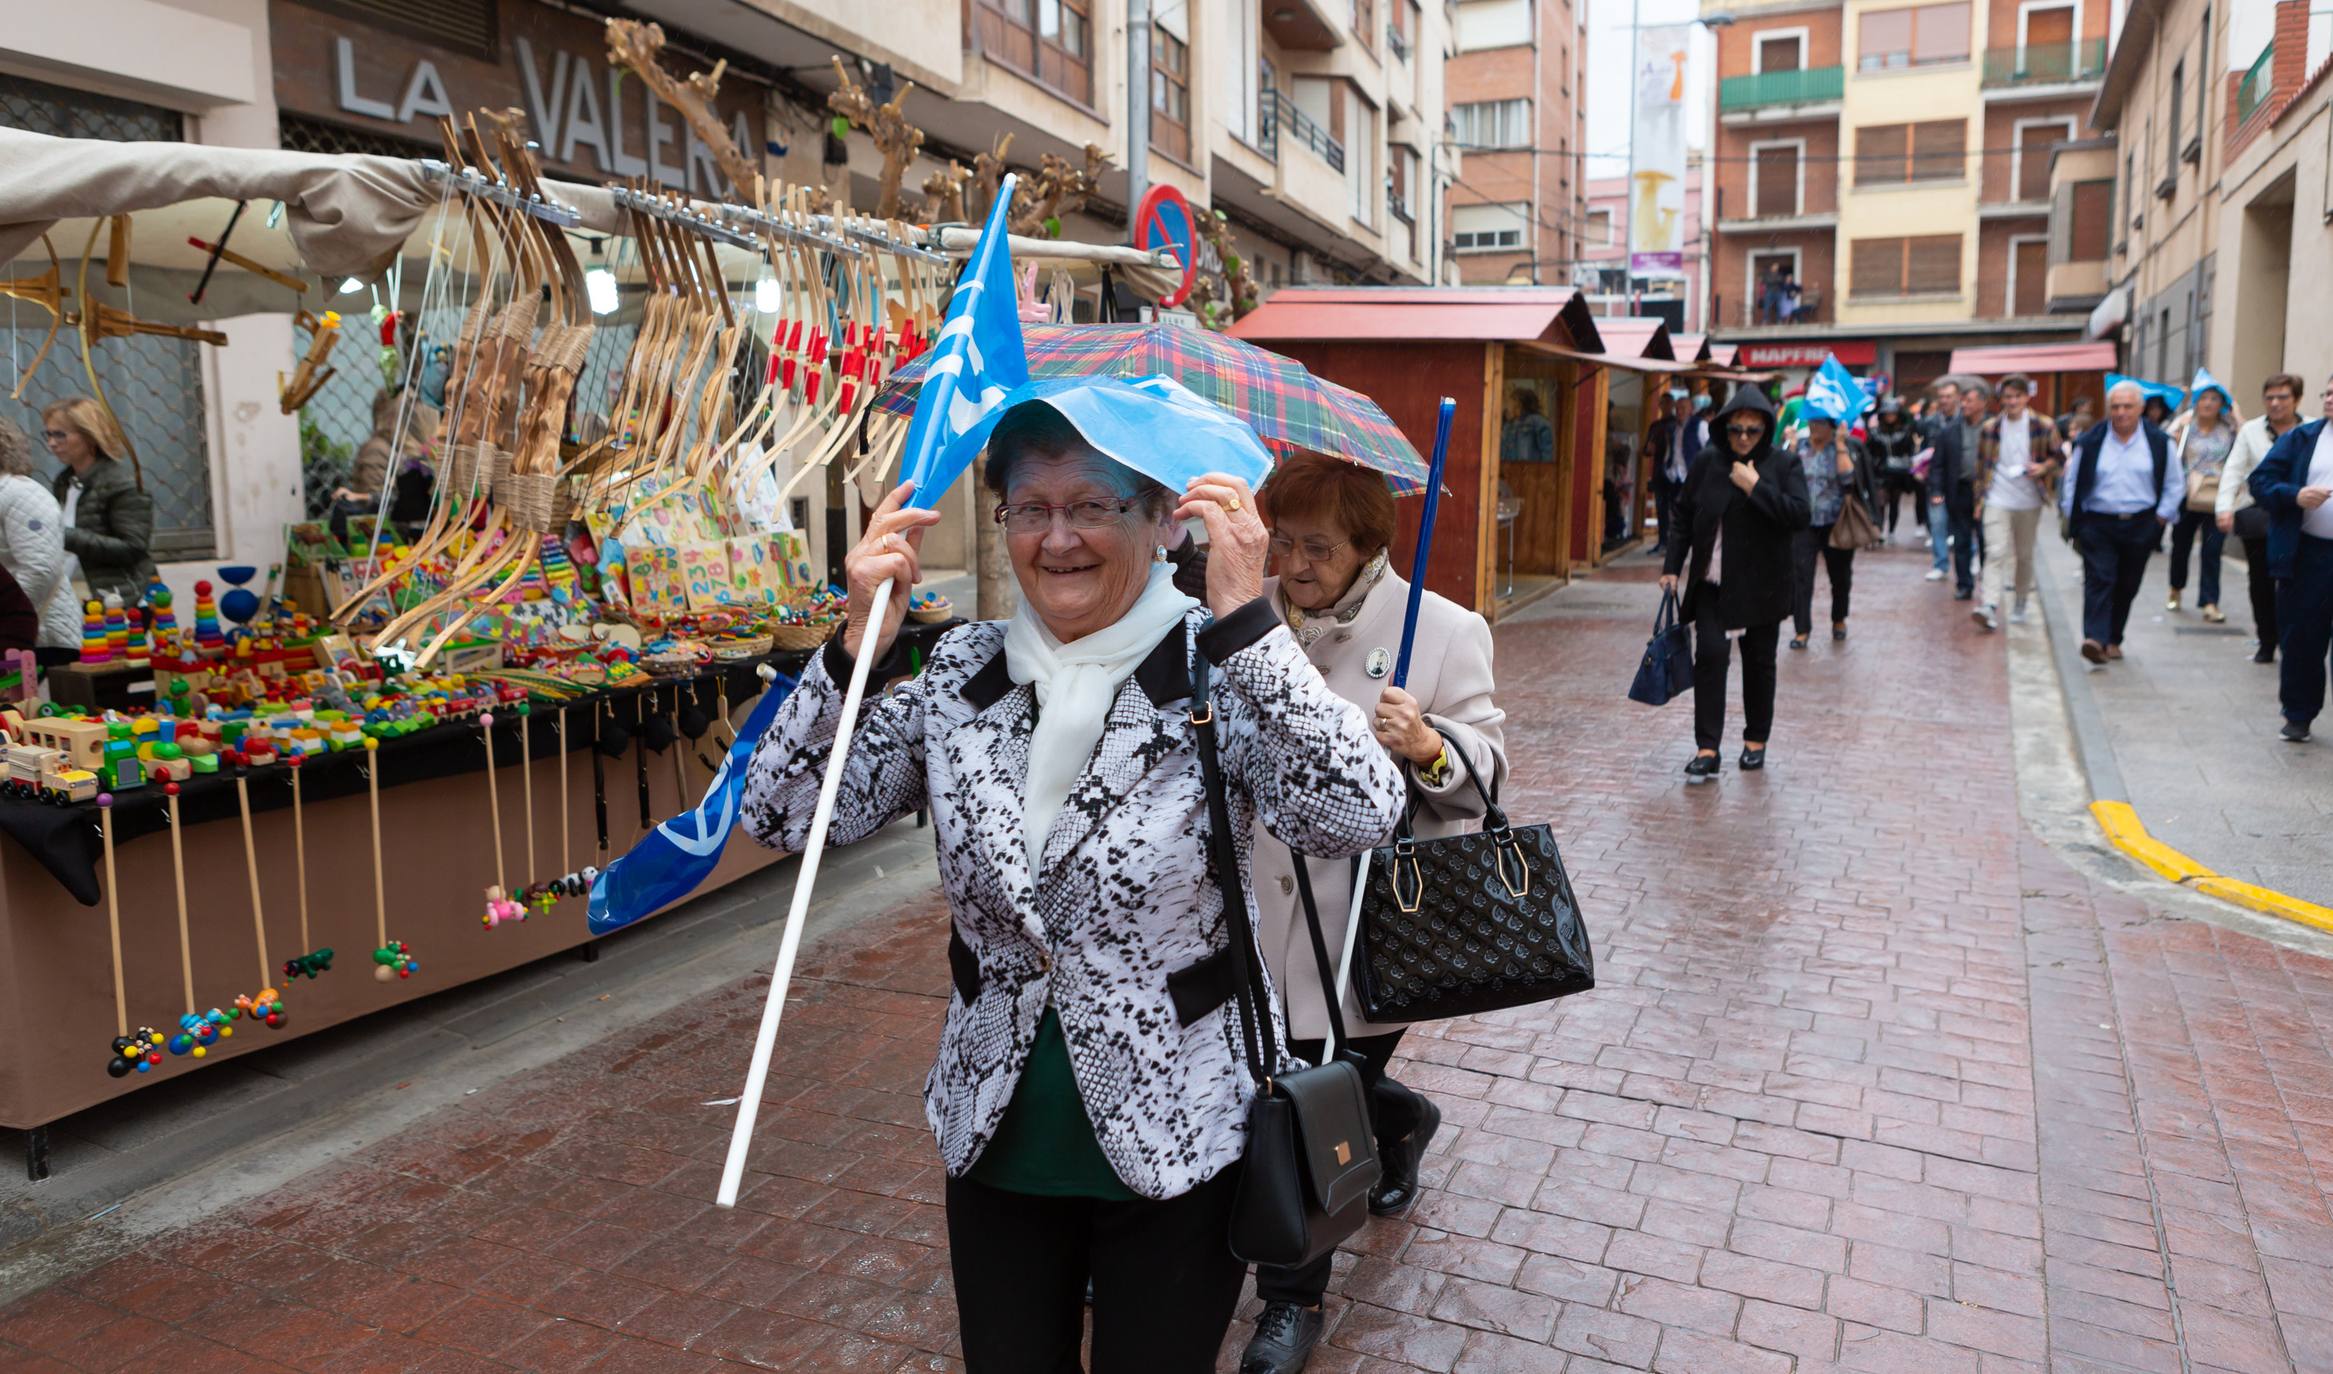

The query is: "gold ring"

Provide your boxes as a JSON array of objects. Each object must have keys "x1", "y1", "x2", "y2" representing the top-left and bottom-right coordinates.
[{"x1": 1226, "y1": 497, "x2": 1242, "y2": 512}]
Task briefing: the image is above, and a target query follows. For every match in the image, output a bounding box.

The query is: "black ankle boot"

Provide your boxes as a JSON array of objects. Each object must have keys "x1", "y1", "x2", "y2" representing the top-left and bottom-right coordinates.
[{"x1": 1367, "y1": 1098, "x2": 1443, "y2": 1216}]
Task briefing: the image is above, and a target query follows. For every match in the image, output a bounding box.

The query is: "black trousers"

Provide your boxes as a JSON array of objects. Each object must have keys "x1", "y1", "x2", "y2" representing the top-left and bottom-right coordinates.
[
  {"x1": 1946, "y1": 504, "x2": 1979, "y2": 594},
  {"x1": 1692, "y1": 598, "x2": 1780, "y2": 751},
  {"x1": 946, "y1": 1167, "x2": 1246, "y2": 1373},
  {"x1": 1653, "y1": 478, "x2": 1681, "y2": 550},
  {"x1": 2280, "y1": 534, "x2": 2333, "y2": 728},
  {"x1": 2167, "y1": 508, "x2": 2224, "y2": 604},
  {"x1": 1879, "y1": 471, "x2": 1922, "y2": 531},
  {"x1": 2243, "y1": 533, "x2": 2280, "y2": 654},
  {"x1": 1791, "y1": 526, "x2": 1855, "y2": 636},
  {"x1": 2075, "y1": 513, "x2": 2160, "y2": 646},
  {"x1": 1253, "y1": 1029, "x2": 1423, "y2": 1307}
]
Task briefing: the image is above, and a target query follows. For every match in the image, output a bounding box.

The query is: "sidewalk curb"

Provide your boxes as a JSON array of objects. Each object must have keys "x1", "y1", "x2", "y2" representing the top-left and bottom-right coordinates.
[{"x1": 2037, "y1": 552, "x2": 2333, "y2": 936}]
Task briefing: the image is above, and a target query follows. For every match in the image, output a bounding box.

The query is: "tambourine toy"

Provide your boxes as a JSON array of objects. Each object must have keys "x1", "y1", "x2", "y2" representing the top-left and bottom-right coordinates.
[
  {"x1": 373, "y1": 941, "x2": 418, "y2": 981},
  {"x1": 234, "y1": 988, "x2": 288, "y2": 1029},
  {"x1": 108, "y1": 1028, "x2": 165, "y2": 1077}
]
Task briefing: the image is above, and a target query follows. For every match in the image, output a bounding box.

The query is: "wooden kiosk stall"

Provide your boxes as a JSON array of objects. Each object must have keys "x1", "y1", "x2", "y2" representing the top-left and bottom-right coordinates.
[
  {"x1": 1227, "y1": 287, "x2": 1612, "y2": 619},
  {"x1": 1947, "y1": 341, "x2": 2116, "y2": 419}
]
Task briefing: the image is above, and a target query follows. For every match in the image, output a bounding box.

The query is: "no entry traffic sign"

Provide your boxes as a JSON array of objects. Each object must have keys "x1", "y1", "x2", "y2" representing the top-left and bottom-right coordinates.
[{"x1": 1132, "y1": 185, "x2": 1198, "y2": 309}]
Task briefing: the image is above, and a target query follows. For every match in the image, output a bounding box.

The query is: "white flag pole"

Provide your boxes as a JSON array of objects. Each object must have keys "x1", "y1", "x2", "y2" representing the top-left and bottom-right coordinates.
[
  {"x1": 1333, "y1": 853, "x2": 1368, "y2": 1014},
  {"x1": 715, "y1": 573, "x2": 895, "y2": 1208}
]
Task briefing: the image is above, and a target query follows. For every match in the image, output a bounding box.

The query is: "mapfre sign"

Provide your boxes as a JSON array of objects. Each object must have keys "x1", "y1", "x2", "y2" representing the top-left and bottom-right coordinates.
[{"x1": 272, "y1": 0, "x2": 765, "y2": 199}]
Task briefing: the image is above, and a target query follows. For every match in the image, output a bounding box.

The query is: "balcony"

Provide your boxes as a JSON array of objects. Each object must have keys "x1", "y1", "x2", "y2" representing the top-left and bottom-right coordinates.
[
  {"x1": 2238, "y1": 42, "x2": 2274, "y2": 123},
  {"x1": 1388, "y1": 188, "x2": 1415, "y2": 224},
  {"x1": 1387, "y1": 22, "x2": 1410, "y2": 61},
  {"x1": 1980, "y1": 39, "x2": 2107, "y2": 94},
  {"x1": 1264, "y1": 88, "x2": 1345, "y2": 172},
  {"x1": 1718, "y1": 66, "x2": 1844, "y2": 118}
]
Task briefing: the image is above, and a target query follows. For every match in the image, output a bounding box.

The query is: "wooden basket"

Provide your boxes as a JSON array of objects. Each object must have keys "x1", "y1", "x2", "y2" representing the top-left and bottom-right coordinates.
[{"x1": 768, "y1": 621, "x2": 835, "y2": 652}]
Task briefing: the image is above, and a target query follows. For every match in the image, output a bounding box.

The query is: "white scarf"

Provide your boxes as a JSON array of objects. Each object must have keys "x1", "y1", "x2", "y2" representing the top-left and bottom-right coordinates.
[{"x1": 1003, "y1": 563, "x2": 1200, "y2": 878}]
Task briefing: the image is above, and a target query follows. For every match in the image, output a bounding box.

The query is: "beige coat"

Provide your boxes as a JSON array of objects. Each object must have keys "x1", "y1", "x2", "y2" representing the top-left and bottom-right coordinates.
[{"x1": 1252, "y1": 569, "x2": 1507, "y2": 1042}]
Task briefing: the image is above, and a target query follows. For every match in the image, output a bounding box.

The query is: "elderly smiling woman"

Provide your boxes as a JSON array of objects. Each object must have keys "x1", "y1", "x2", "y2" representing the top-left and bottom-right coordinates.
[{"x1": 741, "y1": 399, "x2": 1404, "y2": 1372}]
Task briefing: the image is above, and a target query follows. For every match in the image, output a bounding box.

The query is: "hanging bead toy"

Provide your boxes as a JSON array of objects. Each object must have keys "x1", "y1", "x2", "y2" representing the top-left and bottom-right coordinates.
[
  {"x1": 97, "y1": 794, "x2": 165, "y2": 1077},
  {"x1": 226, "y1": 761, "x2": 289, "y2": 1033}
]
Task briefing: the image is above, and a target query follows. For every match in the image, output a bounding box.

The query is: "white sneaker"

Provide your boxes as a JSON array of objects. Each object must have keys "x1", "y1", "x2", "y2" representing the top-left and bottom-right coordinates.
[
  {"x1": 1924, "y1": 569, "x2": 1945, "y2": 582},
  {"x1": 2010, "y1": 602, "x2": 2029, "y2": 624},
  {"x1": 1973, "y1": 604, "x2": 1998, "y2": 632}
]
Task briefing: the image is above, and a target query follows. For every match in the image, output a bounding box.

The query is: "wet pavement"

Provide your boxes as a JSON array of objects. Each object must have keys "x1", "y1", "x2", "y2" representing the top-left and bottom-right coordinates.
[{"x1": 4, "y1": 541, "x2": 2331, "y2": 1372}]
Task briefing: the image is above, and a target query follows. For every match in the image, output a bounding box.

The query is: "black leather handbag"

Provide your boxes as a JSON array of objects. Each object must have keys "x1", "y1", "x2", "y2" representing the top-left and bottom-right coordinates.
[
  {"x1": 1628, "y1": 589, "x2": 1694, "y2": 706},
  {"x1": 1190, "y1": 650, "x2": 1380, "y2": 1270},
  {"x1": 1354, "y1": 726, "x2": 1595, "y2": 1024}
]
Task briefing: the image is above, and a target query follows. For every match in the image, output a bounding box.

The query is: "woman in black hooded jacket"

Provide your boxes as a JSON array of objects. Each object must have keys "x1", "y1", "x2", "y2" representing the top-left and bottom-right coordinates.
[{"x1": 1659, "y1": 385, "x2": 1813, "y2": 782}]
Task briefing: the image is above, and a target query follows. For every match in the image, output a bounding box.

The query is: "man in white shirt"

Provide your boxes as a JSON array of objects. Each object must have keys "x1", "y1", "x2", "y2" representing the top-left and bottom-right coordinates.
[
  {"x1": 1971, "y1": 374, "x2": 2063, "y2": 630},
  {"x1": 2219, "y1": 372, "x2": 2305, "y2": 663},
  {"x1": 2245, "y1": 372, "x2": 2333, "y2": 740},
  {"x1": 2060, "y1": 380, "x2": 2183, "y2": 663}
]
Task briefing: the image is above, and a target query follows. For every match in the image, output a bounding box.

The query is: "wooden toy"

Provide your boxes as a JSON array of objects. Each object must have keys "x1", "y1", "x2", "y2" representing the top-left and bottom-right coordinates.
[
  {"x1": 98, "y1": 795, "x2": 167, "y2": 1077},
  {"x1": 228, "y1": 767, "x2": 288, "y2": 1032},
  {"x1": 279, "y1": 754, "x2": 331, "y2": 982}
]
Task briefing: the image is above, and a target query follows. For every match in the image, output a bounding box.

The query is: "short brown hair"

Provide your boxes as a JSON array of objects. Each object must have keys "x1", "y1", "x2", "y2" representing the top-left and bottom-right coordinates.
[
  {"x1": 1260, "y1": 454, "x2": 1398, "y2": 559},
  {"x1": 1998, "y1": 374, "x2": 2032, "y2": 396},
  {"x1": 2264, "y1": 372, "x2": 2305, "y2": 402},
  {"x1": 40, "y1": 396, "x2": 130, "y2": 463}
]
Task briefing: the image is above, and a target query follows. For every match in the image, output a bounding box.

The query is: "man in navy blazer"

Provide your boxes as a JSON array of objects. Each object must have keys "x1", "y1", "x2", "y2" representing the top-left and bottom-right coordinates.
[
  {"x1": 2061, "y1": 380, "x2": 2183, "y2": 662},
  {"x1": 2247, "y1": 372, "x2": 2333, "y2": 741}
]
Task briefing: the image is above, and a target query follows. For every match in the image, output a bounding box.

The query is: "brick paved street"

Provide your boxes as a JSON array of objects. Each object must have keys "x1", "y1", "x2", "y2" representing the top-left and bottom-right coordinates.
[{"x1": 4, "y1": 544, "x2": 2331, "y2": 1373}]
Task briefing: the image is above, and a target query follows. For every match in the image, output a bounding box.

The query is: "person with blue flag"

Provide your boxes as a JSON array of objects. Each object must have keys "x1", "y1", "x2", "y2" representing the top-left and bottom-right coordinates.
[{"x1": 738, "y1": 359, "x2": 1404, "y2": 1364}]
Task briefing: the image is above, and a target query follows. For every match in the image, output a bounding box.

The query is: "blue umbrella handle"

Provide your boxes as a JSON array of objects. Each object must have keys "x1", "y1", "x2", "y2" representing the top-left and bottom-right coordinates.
[{"x1": 1393, "y1": 397, "x2": 1457, "y2": 690}]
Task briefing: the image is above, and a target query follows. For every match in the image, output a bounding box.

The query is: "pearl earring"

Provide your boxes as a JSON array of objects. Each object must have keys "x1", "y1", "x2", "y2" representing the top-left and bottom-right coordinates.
[{"x1": 1154, "y1": 544, "x2": 1170, "y2": 564}]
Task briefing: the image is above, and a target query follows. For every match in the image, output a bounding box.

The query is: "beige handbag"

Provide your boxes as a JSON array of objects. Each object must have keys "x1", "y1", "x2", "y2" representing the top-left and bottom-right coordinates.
[{"x1": 1830, "y1": 491, "x2": 1882, "y2": 550}]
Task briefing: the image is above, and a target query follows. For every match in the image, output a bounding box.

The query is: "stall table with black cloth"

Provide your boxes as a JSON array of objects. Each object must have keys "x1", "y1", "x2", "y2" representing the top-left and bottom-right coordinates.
[{"x1": 0, "y1": 622, "x2": 953, "y2": 1142}]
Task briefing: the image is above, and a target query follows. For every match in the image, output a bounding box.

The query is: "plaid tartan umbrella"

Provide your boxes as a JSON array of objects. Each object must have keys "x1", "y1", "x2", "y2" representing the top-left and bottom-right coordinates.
[{"x1": 871, "y1": 323, "x2": 1431, "y2": 494}]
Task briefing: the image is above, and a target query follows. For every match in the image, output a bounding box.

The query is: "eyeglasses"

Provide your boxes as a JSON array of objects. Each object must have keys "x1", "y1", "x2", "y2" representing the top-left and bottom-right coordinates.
[
  {"x1": 994, "y1": 499, "x2": 1138, "y2": 533},
  {"x1": 40, "y1": 430, "x2": 69, "y2": 442},
  {"x1": 1724, "y1": 423, "x2": 1765, "y2": 437},
  {"x1": 1267, "y1": 533, "x2": 1353, "y2": 563}
]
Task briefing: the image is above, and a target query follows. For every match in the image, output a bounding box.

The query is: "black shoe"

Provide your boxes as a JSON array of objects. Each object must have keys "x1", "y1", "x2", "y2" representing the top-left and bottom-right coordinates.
[
  {"x1": 1954, "y1": 589, "x2": 1974, "y2": 601},
  {"x1": 1738, "y1": 746, "x2": 1766, "y2": 770},
  {"x1": 1368, "y1": 1098, "x2": 1442, "y2": 1217},
  {"x1": 1788, "y1": 636, "x2": 1809, "y2": 651},
  {"x1": 2282, "y1": 720, "x2": 2312, "y2": 743},
  {"x1": 1684, "y1": 754, "x2": 1720, "y2": 783},
  {"x1": 1241, "y1": 1301, "x2": 1325, "y2": 1374},
  {"x1": 2255, "y1": 646, "x2": 2277, "y2": 664},
  {"x1": 1832, "y1": 624, "x2": 1847, "y2": 641}
]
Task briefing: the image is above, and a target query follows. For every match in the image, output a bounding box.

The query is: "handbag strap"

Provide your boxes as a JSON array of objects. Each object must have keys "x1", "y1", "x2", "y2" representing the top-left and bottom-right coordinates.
[
  {"x1": 1289, "y1": 858, "x2": 1354, "y2": 1061},
  {"x1": 1190, "y1": 645, "x2": 1280, "y2": 1086},
  {"x1": 1394, "y1": 722, "x2": 1508, "y2": 842},
  {"x1": 1652, "y1": 589, "x2": 1678, "y2": 637}
]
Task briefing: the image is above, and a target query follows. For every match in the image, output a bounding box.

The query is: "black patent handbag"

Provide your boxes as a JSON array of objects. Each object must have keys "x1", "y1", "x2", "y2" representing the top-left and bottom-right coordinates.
[
  {"x1": 1189, "y1": 648, "x2": 1380, "y2": 1270},
  {"x1": 1354, "y1": 726, "x2": 1596, "y2": 1024}
]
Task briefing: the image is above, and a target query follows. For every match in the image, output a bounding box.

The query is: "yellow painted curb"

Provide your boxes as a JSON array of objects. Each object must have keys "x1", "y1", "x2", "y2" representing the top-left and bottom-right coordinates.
[
  {"x1": 2089, "y1": 800, "x2": 2333, "y2": 935},
  {"x1": 2191, "y1": 876, "x2": 2333, "y2": 937},
  {"x1": 2089, "y1": 802, "x2": 2212, "y2": 883}
]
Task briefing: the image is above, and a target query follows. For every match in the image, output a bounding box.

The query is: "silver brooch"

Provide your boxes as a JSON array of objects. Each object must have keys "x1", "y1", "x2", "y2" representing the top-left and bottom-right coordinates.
[{"x1": 1365, "y1": 647, "x2": 1391, "y2": 679}]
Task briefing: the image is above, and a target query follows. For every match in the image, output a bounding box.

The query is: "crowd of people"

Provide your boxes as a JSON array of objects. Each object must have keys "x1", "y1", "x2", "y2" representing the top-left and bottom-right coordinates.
[{"x1": 1648, "y1": 364, "x2": 2333, "y2": 771}]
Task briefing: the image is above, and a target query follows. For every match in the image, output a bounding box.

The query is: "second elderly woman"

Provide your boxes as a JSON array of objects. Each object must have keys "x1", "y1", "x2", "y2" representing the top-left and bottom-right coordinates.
[
  {"x1": 1238, "y1": 455, "x2": 1507, "y2": 1374},
  {"x1": 741, "y1": 399, "x2": 1402, "y2": 1374}
]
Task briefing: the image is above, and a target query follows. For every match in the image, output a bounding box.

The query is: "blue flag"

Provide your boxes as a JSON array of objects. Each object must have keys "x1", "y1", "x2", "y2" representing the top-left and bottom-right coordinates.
[
  {"x1": 1804, "y1": 354, "x2": 1871, "y2": 424},
  {"x1": 2107, "y1": 372, "x2": 2186, "y2": 412},
  {"x1": 586, "y1": 673, "x2": 798, "y2": 936},
  {"x1": 899, "y1": 177, "x2": 1029, "y2": 513}
]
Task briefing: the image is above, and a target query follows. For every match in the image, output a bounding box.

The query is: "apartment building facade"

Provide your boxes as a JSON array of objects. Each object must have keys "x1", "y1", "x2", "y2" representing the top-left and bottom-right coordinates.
[
  {"x1": 1703, "y1": 0, "x2": 2105, "y2": 388},
  {"x1": 1445, "y1": 0, "x2": 1589, "y2": 284},
  {"x1": 2072, "y1": 0, "x2": 2333, "y2": 398}
]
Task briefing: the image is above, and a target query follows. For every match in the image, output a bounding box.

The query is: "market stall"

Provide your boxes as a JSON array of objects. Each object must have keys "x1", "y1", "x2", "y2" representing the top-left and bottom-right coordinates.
[
  {"x1": 1226, "y1": 286, "x2": 1610, "y2": 618},
  {"x1": 1947, "y1": 341, "x2": 2116, "y2": 419},
  {"x1": 0, "y1": 25, "x2": 1202, "y2": 1153}
]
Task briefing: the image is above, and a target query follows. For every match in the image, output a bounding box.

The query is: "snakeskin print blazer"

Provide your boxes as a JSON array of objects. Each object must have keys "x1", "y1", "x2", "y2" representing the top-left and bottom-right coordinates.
[{"x1": 741, "y1": 599, "x2": 1404, "y2": 1201}]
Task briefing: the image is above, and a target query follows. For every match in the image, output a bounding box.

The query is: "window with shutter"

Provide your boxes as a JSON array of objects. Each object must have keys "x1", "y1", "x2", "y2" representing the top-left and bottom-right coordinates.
[
  {"x1": 2016, "y1": 123, "x2": 2067, "y2": 201},
  {"x1": 1859, "y1": 9, "x2": 1914, "y2": 68},
  {"x1": 1758, "y1": 35, "x2": 1802, "y2": 71},
  {"x1": 1913, "y1": 4, "x2": 1970, "y2": 63},
  {"x1": 1911, "y1": 120, "x2": 1965, "y2": 181},
  {"x1": 2070, "y1": 181, "x2": 2112, "y2": 258},
  {"x1": 1857, "y1": 123, "x2": 1910, "y2": 184},
  {"x1": 1852, "y1": 238, "x2": 1907, "y2": 294},
  {"x1": 1906, "y1": 235, "x2": 1962, "y2": 292},
  {"x1": 1754, "y1": 144, "x2": 1800, "y2": 216},
  {"x1": 2012, "y1": 240, "x2": 2048, "y2": 314}
]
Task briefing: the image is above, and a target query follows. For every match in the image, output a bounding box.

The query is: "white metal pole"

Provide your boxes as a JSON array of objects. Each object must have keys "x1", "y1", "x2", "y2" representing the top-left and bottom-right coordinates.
[
  {"x1": 1332, "y1": 852, "x2": 1369, "y2": 1016},
  {"x1": 716, "y1": 576, "x2": 896, "y2": 1207},
  {"x1": 1128, "y1": 0, "x2": 1152, "y2": 219}
]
